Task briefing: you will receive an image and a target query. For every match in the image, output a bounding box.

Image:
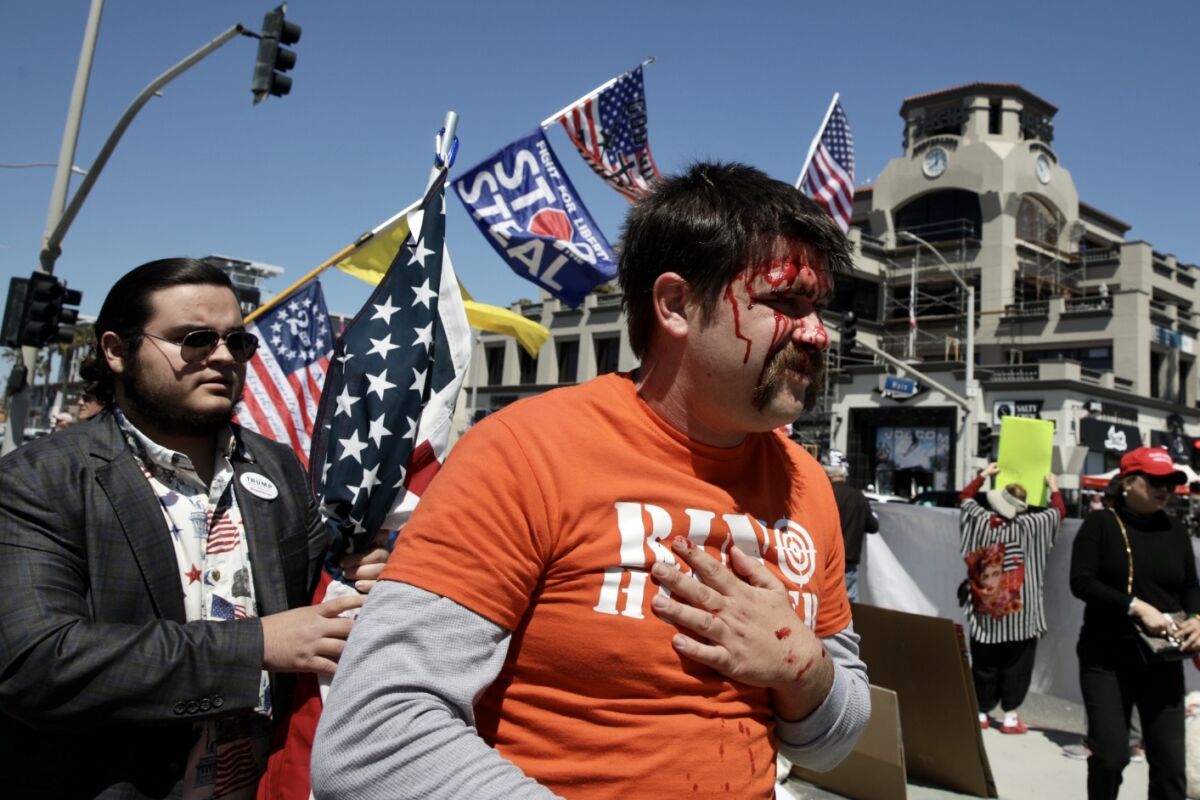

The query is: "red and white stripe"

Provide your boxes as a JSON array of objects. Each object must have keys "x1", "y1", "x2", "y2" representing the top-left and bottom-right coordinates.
[
  {"x1": 238, "y1": 345, "x2": 329, "y2": 471},
  {"x1": 804, "y1": 143, "x2": 854, "y2": 233},
  {"x1": 205, "y1": 509, "x2": 241, "y2": 556}
]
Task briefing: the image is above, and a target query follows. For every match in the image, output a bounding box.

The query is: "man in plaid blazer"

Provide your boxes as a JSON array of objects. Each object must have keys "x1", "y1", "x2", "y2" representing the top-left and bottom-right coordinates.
[{"x1": 0, "y1": 259, "x2": 374, "y2": 798}]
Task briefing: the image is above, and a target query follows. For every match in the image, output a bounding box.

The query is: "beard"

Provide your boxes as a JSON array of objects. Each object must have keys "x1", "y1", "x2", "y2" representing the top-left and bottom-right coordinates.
[
  {"x1": 121, "y1": 352, "x2": 242, "y2": 437},
  {"x1": 752, "y1": 345, "x2": 825, "y2": 411}
]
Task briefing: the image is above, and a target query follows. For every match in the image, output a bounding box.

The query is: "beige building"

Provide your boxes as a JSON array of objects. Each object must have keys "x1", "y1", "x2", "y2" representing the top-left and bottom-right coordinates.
[{"x1": 455, "y1": 83, "x2": 1199, "y2": 504}]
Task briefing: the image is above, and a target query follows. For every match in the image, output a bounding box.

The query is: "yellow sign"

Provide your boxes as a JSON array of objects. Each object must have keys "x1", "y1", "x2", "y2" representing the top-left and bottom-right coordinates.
[{"x1": 996, "y1": 417, "x2": 1054, "y2": 507}]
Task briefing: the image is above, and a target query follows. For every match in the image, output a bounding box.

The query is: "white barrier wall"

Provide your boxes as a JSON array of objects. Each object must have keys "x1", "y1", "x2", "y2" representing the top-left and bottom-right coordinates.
[{"x1": 860, "y1": 503, "x2": 1200, "y2": 704}]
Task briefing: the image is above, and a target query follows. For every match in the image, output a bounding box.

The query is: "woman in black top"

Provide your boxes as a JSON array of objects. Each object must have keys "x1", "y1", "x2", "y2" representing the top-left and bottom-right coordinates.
[{"x1": 1070, "y1": 446, "x2": 1200, "y2": 800}]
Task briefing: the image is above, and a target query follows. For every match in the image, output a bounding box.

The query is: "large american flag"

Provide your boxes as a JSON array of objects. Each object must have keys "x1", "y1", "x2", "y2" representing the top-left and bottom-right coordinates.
[
  {"x1": 235, "y1": 280, "x2": 333, "y2": 471},
  {"x1": 310, "y1": 169, "x2": 470, "y2": 559},
  {"x1": 799, "y1": 98, "x2": 855, "y2": 233},
  {"x1": 556, "y1": 65, "x2": 661, "y2": 201}
]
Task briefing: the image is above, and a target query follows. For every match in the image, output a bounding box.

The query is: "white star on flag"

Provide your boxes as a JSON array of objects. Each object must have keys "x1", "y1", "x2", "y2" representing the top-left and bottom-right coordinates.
[
  {"x1": 337, "y1": 430, "x2": 369, "y2": 463},
  {"x1": 335, "y1": 386, "x2": 360, "y2": 418},
  {"x1": 409, "y1": 238, "x2": 435, "y2": 267},
  {"x1": 367, "y1": 413, "x2": 392, "y2": 447},
  {"x1": 411, "y1": 279, "x2": 437, "y2": 308},
  {"x1": 410, "y1": 367, "x2": 428, "y2": 395},
  {"x1": 366, "y1": 334, "x2": 401, "y2": 359},
  {"x1": 371, "y1": 297, "x2": 401, "y2": 324},
  {"x1": 365, "y1": 370, "x2": 397, "y2": 399},
  {"x1": 350, "y1": 463, "x2": 382, "y2": 500},
  {"x1": 413, "y1": 323, "x2": 433, "y2": 351}
]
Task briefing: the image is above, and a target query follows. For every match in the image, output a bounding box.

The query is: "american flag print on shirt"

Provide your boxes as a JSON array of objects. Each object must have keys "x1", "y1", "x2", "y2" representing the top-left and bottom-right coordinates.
[
  {"x1": 556, "y1": 65, "x2": 661, "y2": 201},
  {"x1": 800, "y1": 99, "x2": 856, "y2": 233},
  {"x1": 235, "y1": 280, "x2": 334, "y2": 471}
]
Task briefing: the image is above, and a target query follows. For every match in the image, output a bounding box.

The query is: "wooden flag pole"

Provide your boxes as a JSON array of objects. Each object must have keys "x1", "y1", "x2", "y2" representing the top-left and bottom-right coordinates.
[{"x1": 796, "y1": 92, "x2": 839, "y2": 189}]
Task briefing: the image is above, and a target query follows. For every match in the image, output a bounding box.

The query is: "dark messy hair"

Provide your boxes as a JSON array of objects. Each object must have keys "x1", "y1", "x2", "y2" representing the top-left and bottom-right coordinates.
[
  {"x1": 79, "y1": 258, "x2": 235, "y2": 403},
  {"x1": 617, "y1": 161, "x2": 852, "y2": 359}
]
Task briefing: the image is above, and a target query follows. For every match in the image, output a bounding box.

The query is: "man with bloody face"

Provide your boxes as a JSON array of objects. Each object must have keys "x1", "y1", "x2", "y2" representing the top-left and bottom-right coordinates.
[{"x1": 312, "y1": 163, "x2": 870, "y2": 799}]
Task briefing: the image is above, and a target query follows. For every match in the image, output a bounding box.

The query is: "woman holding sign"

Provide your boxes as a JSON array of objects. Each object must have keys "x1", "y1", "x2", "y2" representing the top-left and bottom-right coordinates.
[
  {"x1": 1070, "y1": 446, "x2": 1200, "y2": 800},
  {"x1": 959, "y1": 462, "x2": 1064, "y2": 734}
]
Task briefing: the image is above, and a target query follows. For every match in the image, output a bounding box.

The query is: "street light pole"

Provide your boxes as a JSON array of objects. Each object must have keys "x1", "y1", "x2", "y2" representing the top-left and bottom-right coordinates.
[{"x1": 900, "y1": 231, "x2": 976, "y2": 486}]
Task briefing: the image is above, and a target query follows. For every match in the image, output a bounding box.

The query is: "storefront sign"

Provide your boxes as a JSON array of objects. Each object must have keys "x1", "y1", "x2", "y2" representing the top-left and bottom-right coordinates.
[
  {"x1": 1080, "y1": 417, "x2": 1141, "y2": 454},
  {"x1": 992, "y1": 399, "x2": 1042, "y2": 426}
]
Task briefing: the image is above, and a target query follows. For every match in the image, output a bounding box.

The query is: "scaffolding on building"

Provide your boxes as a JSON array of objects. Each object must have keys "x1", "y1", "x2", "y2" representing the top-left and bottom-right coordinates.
[{"x1": 881, "y1": 219, "x2": 978, "y2": 362}]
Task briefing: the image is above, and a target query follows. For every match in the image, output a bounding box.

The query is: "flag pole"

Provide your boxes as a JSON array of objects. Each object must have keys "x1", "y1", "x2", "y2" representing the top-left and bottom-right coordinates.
[
  {"x1": 245, "y1": 112, "x2": 458, "y2": 326},
  {"x1": 539, "y1": 57, "x2": 654, "y2": 129},
  {"x1": 795, "y1": 92, "x2": 839, "y2": 189}
]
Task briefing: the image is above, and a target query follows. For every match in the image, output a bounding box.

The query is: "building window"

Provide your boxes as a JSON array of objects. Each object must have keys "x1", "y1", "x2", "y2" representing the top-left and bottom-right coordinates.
[
  {"x1": 485, "y1": 345, "x2": 504, "y2": 386},
  {"x1": 518, "y1": 347, "x2": 537, "y2": 385},
  {"x1": 1023, "y1": 346, "x2": 1112, "y2": 371},
  {"x1": 894, "y1": 190, "x2": 982, "y2": 241},
  {"x1": 556, "y1": 339, "x2": 579, "y2": 384},
  {"x1": 988, "y1": 100, "x2": 1002, "y2": 135},
  {"x1": 594, "y1": 336, "x2": 619, "y2": 375},
  {"x1": 1016, "y1": 196, "x2": 1060, "y2": 248}
]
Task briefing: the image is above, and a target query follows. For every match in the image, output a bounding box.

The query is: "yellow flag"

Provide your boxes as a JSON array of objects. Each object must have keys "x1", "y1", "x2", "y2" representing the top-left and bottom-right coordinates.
[{"x1": 336, "y1": 211, "x2": 550, "y2": 358}]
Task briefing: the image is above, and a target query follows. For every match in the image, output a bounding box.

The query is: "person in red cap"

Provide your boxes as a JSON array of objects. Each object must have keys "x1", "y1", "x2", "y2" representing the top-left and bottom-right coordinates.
[
  {"x1": 958, "y1": 462, "x2": 1065, "y2": 734},
  {"x1": 1071, "y1": 446, "x2": 1200, "y2": 800}
]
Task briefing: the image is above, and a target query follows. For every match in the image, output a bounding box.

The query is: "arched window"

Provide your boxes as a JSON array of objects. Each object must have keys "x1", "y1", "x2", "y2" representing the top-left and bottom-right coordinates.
[
  {"x1": 1016, "y1": 196, "x2": 1059, "y2": 247},
  {"x1": 893, "y1": 190, "x2": 982, "y2": 240}
]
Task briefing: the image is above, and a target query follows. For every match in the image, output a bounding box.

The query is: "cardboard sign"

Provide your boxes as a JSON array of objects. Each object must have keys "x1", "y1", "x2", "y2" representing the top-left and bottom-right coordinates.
[
  {"x1": 996, "y1": 416, "x2": 1054, "y2": 507},
  {"x1": 790, "y1": 684, "x2": 907, "y2": 800},
  {"x1": 852, "y1": 603, "x2": 997, "y2": 798}
]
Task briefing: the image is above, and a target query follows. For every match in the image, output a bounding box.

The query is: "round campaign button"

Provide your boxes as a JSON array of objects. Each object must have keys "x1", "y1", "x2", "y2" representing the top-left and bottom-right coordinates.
[{"x1": 239, "y1": 472, "x2": 279, "y2": 500}]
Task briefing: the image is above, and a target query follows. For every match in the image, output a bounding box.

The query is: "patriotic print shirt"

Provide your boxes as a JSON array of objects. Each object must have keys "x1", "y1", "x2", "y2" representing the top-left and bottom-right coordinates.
[{"x1": 114, "y1": 405, "x2": 270, "y2": 799}]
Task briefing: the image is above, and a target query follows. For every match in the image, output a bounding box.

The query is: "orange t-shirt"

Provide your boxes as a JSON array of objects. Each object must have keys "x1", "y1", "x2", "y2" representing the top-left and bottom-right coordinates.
[{"x1": 381, "y1": 372, "x2": 850, "y2": 799}]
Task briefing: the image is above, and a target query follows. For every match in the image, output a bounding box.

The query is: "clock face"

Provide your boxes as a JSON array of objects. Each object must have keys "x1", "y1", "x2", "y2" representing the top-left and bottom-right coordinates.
[
  {"x1": 922, "y1": 147, "x2": 947, "y2": 178},
  {"x1": 1035, "y1": 154, "x2": 1052, "y2": 184}
]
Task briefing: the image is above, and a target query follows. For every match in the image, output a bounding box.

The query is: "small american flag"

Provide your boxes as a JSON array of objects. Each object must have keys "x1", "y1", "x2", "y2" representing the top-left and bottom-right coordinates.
[
  {"x1": 235, "y1": 281, "x2": 334, "y2": 471},
  {"x1": 556, "y1": 65, "x2": 661, "y2": 201},
  {"x1": 205, "y1": 508, "x2": 241, "y2": 556},
  {"x1": 799, "y1": 97, "x2": 856, "y2": 233},
  {"x1": 310, "y1": 170, "x2": 471, "y2": 559},
  {"x1": 210, "y1": 594, "x2": 250, "y2": 621}
]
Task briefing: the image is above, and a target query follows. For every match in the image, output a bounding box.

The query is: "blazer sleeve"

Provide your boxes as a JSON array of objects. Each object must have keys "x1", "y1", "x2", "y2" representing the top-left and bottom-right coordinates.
[{"x1": 0, "y1": 447, "x2": 265, "y2": 733}]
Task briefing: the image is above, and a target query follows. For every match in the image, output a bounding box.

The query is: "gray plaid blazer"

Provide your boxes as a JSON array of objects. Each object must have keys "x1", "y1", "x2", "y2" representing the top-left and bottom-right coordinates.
[{"x1": 0, "y1": 411, "x2": 328, "y2": 798}]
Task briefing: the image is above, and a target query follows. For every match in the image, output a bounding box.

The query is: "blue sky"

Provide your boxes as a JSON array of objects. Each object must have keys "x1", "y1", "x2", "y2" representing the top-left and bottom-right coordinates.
[{"x1": 2, "y1": 0, "x2": 1196, "y2": 331}]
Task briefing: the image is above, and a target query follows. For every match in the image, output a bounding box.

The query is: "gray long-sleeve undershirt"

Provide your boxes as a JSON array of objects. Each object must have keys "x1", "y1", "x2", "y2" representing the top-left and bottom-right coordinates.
[{"x1": 311, "y1": 581, "x2": 871, "y2": 799}]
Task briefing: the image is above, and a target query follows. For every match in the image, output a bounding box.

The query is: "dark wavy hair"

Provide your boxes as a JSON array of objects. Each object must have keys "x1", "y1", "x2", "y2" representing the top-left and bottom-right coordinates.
[
  {"x1": 617, "y1": 161, "x2": 852, "y2": 359},
  {"x1": 79, "y1": 258, "x2": 235, "y2": 403}
]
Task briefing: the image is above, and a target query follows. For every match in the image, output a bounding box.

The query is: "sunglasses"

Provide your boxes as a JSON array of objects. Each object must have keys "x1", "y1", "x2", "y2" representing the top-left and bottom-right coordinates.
[
  {"x1": 140, "y1": 329, "x2": 259, "y2": 364},
  {"x1": 1140, "y1": 473, "x2": 1179, "y2": 490}
]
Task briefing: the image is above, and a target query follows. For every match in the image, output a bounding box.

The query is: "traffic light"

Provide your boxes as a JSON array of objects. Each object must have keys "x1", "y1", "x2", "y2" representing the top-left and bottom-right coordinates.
[
  {"x1": 840, "y1": 311, "x2": 858, "y2": 356},
  {"x1": 977, "y1": 422, "x2": 995, "y2": 458},
  {"x1": 251, "y1": 4, "x2": 301, "y2": 104},
  {"x1": 20, "y1": 272, "x2": 81, "y2": 347}
]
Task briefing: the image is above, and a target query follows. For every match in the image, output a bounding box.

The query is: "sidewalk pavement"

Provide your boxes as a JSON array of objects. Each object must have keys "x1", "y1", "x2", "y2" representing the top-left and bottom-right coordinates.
[{"x1": 781, "y1": 692, "x2": 1151, "y2": 800}]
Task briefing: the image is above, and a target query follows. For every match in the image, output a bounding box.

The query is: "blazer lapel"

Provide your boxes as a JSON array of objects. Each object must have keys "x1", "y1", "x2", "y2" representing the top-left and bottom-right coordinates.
[
  {"x1": 232, "y1": 454, "x2": 289, "y2": 618},
  {"x1": 91, "y1": 417, "x2": 187, "y2": 624}
]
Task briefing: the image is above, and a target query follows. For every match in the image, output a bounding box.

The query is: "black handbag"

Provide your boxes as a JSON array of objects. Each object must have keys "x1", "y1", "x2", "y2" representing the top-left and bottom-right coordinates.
[{"x1": 1111, "y1": 510, "x2": 1195, "y2": 662}]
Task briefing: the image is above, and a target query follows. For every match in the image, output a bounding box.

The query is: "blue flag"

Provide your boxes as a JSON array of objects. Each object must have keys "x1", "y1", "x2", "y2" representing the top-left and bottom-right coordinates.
[{"x1": 453, "y1": 128, "x2": 616, "y2": 307}]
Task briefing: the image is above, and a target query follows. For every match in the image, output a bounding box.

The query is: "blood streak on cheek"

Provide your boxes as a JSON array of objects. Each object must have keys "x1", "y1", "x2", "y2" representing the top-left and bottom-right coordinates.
[
  {"x1": 774, "y1": 626, "x2": 793, "y2": 640},
  {"x1": 725, "y1": 284, "x2": 754, "y2": 364},
  {"x1": 796, "y1": 657, "x2": 815, "y2": 680}
]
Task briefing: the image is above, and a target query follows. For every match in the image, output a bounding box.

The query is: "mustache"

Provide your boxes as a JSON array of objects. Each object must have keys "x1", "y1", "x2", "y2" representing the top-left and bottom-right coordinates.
[{"x1": 753, "y1": 346, "x2": 825, "y2": 410}]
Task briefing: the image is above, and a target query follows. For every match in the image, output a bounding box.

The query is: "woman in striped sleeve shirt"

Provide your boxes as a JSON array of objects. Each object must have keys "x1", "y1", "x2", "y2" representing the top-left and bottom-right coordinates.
[{"x1": 959, "y1": 462, "x2": 1064, "y2": 734}]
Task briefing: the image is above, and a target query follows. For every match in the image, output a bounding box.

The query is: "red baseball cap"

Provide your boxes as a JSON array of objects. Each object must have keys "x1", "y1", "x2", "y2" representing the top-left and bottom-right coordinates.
[{"x1": 1118, "y1": 447, "x2": 1187, "y2": 485}]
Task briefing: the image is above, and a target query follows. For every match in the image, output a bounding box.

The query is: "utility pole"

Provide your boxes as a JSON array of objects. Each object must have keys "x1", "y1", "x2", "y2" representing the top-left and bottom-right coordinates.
[
  {"x1": 3, "y1": 7, "x2": 279, "y2": 455},
  {"x1": 3, "y1": 0, "x2": 104, "y2": 455}
]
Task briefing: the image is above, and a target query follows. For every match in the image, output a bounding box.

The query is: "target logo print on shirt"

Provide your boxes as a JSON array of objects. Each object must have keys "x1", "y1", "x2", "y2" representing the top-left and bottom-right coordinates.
[{"x1": 772, "y1": 519, "x2": 817, "y2": 586}]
